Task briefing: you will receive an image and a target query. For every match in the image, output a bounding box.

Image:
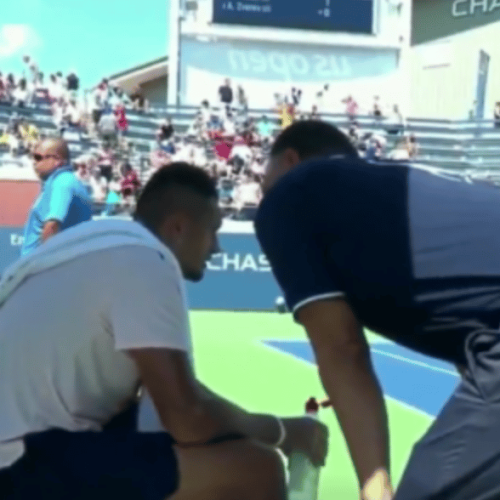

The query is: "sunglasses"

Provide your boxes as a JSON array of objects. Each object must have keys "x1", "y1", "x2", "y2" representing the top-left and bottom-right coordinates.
[{"x1": 33, "y1": 154, "x2": 58, "y2": 162}]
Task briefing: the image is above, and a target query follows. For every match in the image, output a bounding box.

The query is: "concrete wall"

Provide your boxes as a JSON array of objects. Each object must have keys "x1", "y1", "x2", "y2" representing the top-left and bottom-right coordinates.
[
  {"x1": 140, "y1": 76, "x2": 168, "y2": 107},
  {"x1": 408, "y1": 22, "x2": 500, "y2": 119}
]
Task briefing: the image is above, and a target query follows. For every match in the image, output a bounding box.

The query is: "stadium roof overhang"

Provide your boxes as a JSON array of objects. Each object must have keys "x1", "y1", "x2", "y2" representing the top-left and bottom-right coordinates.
[{"x1": 108, "y1": 56, "x2": 168, "y2": 93}]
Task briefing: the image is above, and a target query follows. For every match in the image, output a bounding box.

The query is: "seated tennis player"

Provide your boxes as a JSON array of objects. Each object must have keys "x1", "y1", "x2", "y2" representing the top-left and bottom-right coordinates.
[{"x1": 0, "y1": 163, "x2": 328, "y2": 500}]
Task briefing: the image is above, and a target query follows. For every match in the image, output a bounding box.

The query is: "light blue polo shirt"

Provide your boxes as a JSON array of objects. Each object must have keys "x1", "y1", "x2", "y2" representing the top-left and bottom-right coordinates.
[{"x1": 21, "y1": 166, "x2": 93, "y2": 256}]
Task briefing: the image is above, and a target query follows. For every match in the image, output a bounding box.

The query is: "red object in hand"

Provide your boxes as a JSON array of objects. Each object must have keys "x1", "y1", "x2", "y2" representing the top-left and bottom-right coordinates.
[{"x1": 305, "y1": 397, "x2": 319, "y2": 414}]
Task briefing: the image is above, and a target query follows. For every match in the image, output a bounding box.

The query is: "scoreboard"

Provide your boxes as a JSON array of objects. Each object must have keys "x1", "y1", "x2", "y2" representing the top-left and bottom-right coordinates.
[{"x1": 212, "y1": 0, "x2": 374, "y2": 34}]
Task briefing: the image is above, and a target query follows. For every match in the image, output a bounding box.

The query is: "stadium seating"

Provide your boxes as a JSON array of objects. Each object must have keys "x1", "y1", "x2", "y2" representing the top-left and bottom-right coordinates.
[{"x1": 1, "y1": 101, "x2": 500, "y2": 178}]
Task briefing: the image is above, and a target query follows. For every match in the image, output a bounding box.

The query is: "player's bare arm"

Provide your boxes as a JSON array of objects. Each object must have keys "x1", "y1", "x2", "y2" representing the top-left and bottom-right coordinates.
[
  {"x1": 129, "y1": 348, "x2": 328, "y2": 464},
  {"x1": 197, "y1": 383, "x2": 329, "y2": 466},
  {"x1": 296, "y1": 298, "x2": 392, "y2": 499}
]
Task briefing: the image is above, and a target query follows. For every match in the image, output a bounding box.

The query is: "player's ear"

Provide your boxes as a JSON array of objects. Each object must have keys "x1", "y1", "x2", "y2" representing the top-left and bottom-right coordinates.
[{"x1": 282, "y1": 148, "x2": 301, "y2": 169}]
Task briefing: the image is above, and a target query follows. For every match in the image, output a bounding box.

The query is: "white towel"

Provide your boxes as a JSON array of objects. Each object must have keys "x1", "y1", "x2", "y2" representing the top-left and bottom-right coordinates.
[{"x1": 0, "y1": 218, "x2": 172, "y2": 308}]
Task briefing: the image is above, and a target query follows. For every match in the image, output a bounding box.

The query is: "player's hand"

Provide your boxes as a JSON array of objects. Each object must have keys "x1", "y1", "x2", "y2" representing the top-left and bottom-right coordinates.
[
  {"x1": 279, "y1": 417, "x2": 329, "y2": 467},
  {"x1": 361, "y1": 468, "x2": 393, "y2": 500}
]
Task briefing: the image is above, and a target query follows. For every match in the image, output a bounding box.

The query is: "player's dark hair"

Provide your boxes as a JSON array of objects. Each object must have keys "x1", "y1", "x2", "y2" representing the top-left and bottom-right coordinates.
[
  {"x1": 271, "y1": 120, "x2": 358, "y2": 160},
  {"x1": 134, "y1": 162, "x2": 218, "y2": 232}
]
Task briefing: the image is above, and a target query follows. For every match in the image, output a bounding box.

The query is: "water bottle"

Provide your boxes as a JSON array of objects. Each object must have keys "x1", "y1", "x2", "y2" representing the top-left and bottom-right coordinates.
[{"x1": 287, "y1": 397, "x2": 321, "y2": 500}]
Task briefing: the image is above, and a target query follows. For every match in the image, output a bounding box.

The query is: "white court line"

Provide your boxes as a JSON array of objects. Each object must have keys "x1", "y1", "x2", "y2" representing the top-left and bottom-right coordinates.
[
  {"x1": 259, "y1": 341, "x2": 435, "y2": 419},
  {"x1": 263, "y1": 340, "x2": 458, "y2": 377},
  {"x1": 371, "y1": 348, "x2": 459, "y2": 377},
  {"x1": 384, "y1": 395, "x2": 434, "y2": 420}
]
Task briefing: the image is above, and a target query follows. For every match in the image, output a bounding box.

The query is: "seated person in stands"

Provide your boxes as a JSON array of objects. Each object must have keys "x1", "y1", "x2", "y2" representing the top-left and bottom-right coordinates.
[
  {"x1": 120, "y1": 162, "x2": 141, "y2": 201},
  {"x1": 130, "y1": 86, "x2": 148, "y2": 113},
  {"x1": 217, "y1": 173, "x2": 235, "y2": 206},
  {"x1": 12, "y1": 78, "x2": 29, "y2": 108},
  {"x1": 406, "y1": 134, "x2": 419, "y2": 158},
  {"x1": 0, "y1": 74, "x2": 7, "y2": 104},
  {"x1": 387, "y1": 138, "x2": 411, "y2": 161},
  {"x1": 156, "y1": 118, "x2": 174, "y2": 142},
  {"x1": 98, "y1": 111, "x2": 118, "y2": 146},
  {"x1": 103, "y1": 174, "x2": 123, "y2": 216},
  {"x1": 96, "y1": 144, "x2": 116, "y2": 184},
  {"x1": 88, "y1": 167, "x2": 108, "y2": 206},
  {"x1": 18, "y1": 119, "x2": 39, "y2": 153},
  {"x1": 257, "y1": 115, "x2": 273, "y2": 139},
  {"x1": 233, "y1": 171, "x2": 262, "y2": 212}
]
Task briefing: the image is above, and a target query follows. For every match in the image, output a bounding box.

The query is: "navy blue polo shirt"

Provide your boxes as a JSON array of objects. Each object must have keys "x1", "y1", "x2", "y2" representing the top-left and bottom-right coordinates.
[
  {"x1": 21, "y1": 166, "x2": 92, "y2": 256},
  {"x1": 255, "y1": 157, "x2": 500, "y2": 364}
]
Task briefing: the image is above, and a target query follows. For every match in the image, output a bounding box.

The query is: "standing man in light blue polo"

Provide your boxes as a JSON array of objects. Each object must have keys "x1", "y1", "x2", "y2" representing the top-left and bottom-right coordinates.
[{"x1": 21, "y1": 137, "x2": 92, "y2": 256}]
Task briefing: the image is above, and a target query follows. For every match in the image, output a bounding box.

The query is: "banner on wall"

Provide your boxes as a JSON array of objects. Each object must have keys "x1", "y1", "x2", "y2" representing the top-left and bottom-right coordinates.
[{"x1": 180, "y1": 35, "x2": 399, "y2": 108}]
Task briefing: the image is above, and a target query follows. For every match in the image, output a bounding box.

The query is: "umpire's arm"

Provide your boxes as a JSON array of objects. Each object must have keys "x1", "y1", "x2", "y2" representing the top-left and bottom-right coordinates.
[
  {"x1": 255, "y1": 186, "x2": 391, "y2": 499},
  {"x1": 296, "y1": 299, "x2": 392, "y2": 499}
]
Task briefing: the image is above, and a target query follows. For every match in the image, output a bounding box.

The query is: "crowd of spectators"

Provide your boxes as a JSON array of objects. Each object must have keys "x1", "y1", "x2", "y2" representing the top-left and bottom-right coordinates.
[
  {"x1": 143, "y1": 80, "x2": 419, "y2": 220},
  {"x1": 0, "y1": 60, "x2": 419, "y2": 221}
]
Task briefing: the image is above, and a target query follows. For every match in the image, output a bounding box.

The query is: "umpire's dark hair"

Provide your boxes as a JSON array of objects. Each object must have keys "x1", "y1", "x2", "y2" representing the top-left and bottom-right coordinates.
[
  {"x1": 134, "y1": 162, "x2": 218, "y2": 232},
  {"x1": 271, "y1": 120, "x2": 358, "y2": 160}
]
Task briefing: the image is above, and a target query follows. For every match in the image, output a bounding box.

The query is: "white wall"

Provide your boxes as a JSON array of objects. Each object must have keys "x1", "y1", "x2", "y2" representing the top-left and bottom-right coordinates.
[{"x1": 409, "y1": 21, "x2": 500, "y2": 119}]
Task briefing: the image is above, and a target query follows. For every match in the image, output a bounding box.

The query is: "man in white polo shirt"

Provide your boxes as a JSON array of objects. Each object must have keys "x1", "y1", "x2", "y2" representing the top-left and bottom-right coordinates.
[{"x1": 0, "y1": 162, "x2": 328, "y2": 500}]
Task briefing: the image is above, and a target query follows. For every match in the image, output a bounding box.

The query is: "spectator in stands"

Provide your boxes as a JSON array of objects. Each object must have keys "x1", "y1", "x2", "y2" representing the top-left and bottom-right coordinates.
[
  {"x1": 103, "y1": 174, "x2": 123, "y2": 216},
  {"x1": 387, "y1": 137, "x2": 410, "y2": 160},
  {"x1": 342, "y1": 95, "x2": 359, "y2": 122},
  {"x1": 218, "y1": 174, "x2": 235, "y2": 207},
  {"x1": 6, "y1": 131, "x2": 22, "y2": 157},
  {"x1": 257, "y1": 115, "x2": 273, "y2": 139},
  {"x1": 21, "y1": 138, "x2": 92, "y2": 255},
  {"x1": 18, "y1": 118, "x2": 39, "y2": 153},
  {"x1": 13, "y1": 78, "x2": 29, "y2": 107},
  {"x1": 277, "y1": 98, "x2": 295, "y2": 130},
  {"x1": 115, "y1": 104, "x2": 129, "y2": 136},
  {"x1": 130, "y1": 86, "x2": 147, "y2": 113},
  {"x1": 22, "y1": 55, "x2": 39, "y2": 86},
  {"x1": 237, "y1": 85, "x2": 248, "y2": 112},
  {"x1": 34, "y1": 73, "x2": 49, "y2": 102},
  {"x1": 7, "y1": 112, "x2": 21, "y2": 136},
  {"x1": 48, "y1": 74, "x2": 64, "y2": 103},
  {"x1": 250, "y1": 154, "x2": 266, "y2": 179},
  {"x1": 88, "y1": 166, "x2": 108, "y2": 205},
  {"x1": 494, "y1": 102, "x2": 500, "y2": 128},
  {"x1": 120, "y1": 162, "x2": 141, "y2": 202},
  {"x1": 96, "y1": 143, "x2": 116, "y2": 184},
  {"x1": 157, "y1": 117, "x2": 174, "y2": 142},
  {"x1": 230, "y1": 136, "x2": 252, "y2": 170},
  {"x1": 0, "y1": 73, "x2": 7, "y2": 103},
  {"x1": 222, "y1": 112, "x2": 236, "y2": 137},
  {"x1": 406, "y1": 134, "x2": 419, "y2": 159},
  {"x1": 233, "y1": 172, "x2": 262, "y2": 214},
  {"x1": 386, "y1": 104, "x2": 405, "y2": 136},
  {"x1": 6, "y1": 74, "x2": 16, "y2": 99},
  {"x1": 309, "y1": 105, "x2": 321, "y2": 121},
  {"x1": 218, "y1": 78, "x2": 233, "y2": 115},
  {"x1": 150, "y1": 142, "x2": 172, "y2": 170},
  {"x1": 64, "y1": 99, "x2": 83, "y2": 132},
  {"x1": 66, "y1": 71, "x2": 79, "y2": 101},
  {"x1": 73, "y1": 157, "x2": 91, "y2": 188},
  {"x1": 291, "y1": 87, "x2": 302, "y2": 107},
  {"x1": 372, "y1": 96, "x2": 383, "y2": 121},
  {"x1": 98, "y1": 110, "x2": 118, "y2": 146},
  {"x1": 52, "y1": 97, "x2": 66, "y2": 135}
]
